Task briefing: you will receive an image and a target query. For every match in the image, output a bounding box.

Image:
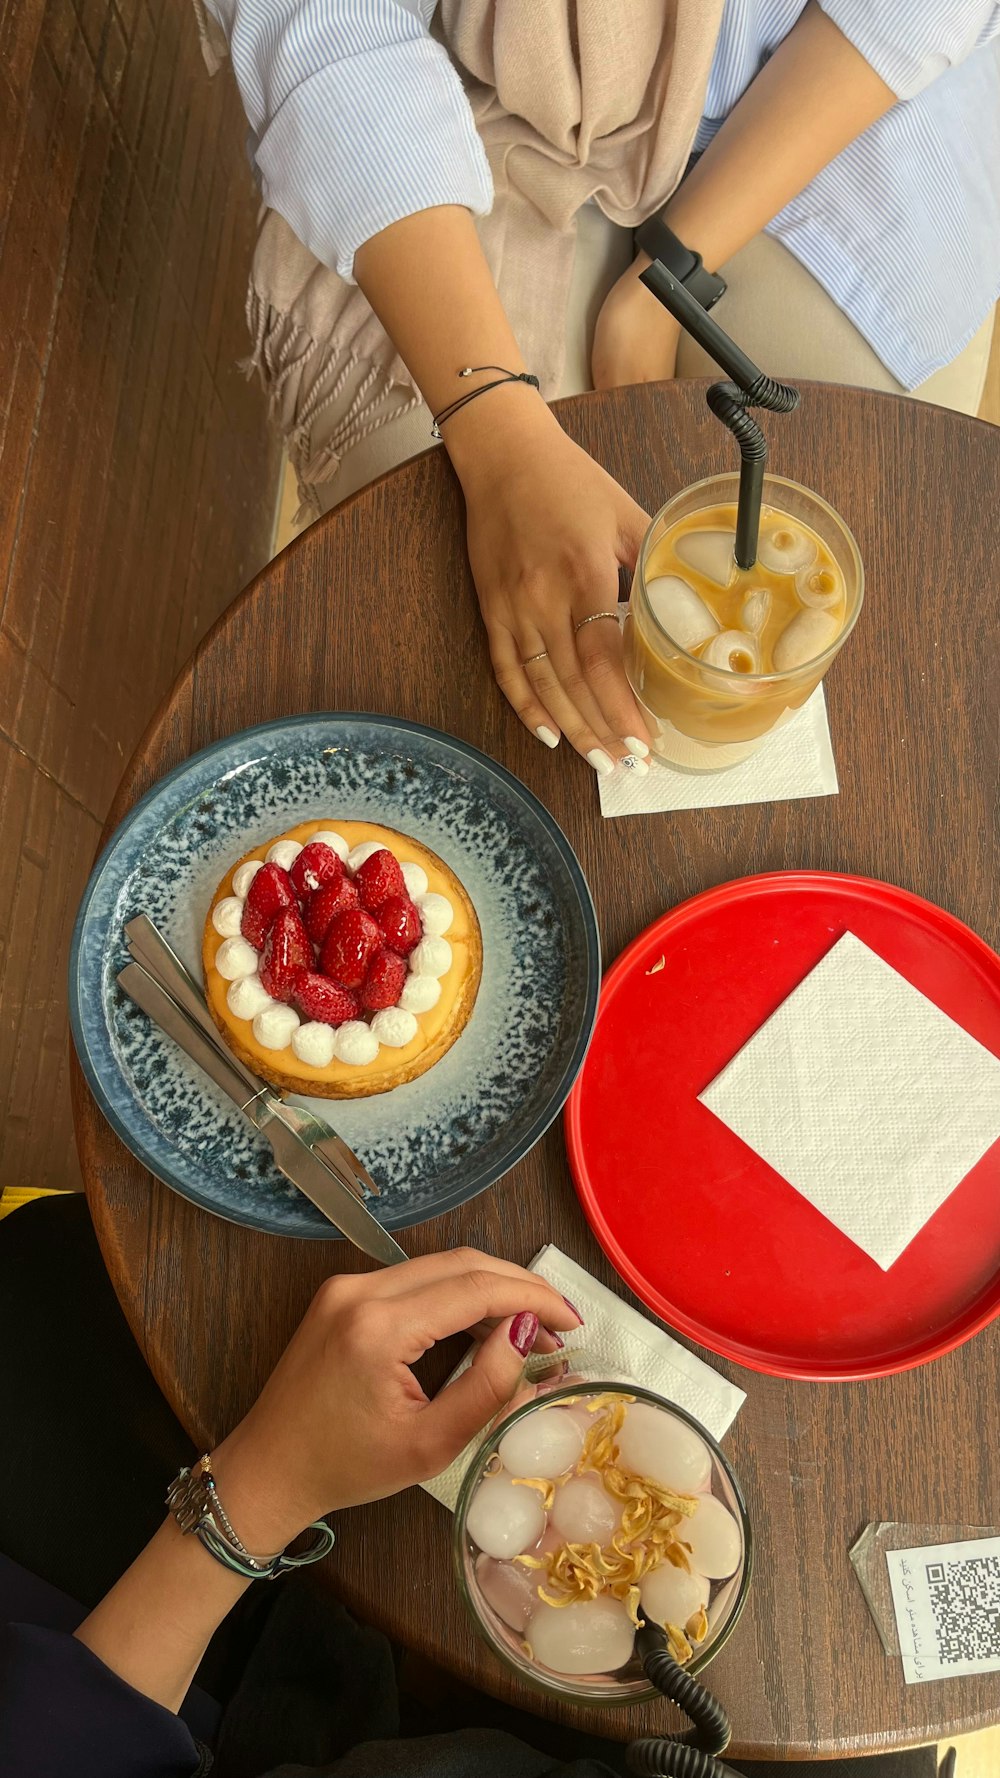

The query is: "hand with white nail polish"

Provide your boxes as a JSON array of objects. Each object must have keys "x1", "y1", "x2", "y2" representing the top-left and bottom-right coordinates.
[
  {"x1": 587, "y1": 748, "x2": 616, "y2": 777},
  {"x1": 455, "y1": 402, "x2": 652, "y2": 771}
]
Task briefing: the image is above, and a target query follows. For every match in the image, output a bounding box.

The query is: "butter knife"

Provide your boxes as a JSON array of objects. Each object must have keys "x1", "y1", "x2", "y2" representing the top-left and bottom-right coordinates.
[
  {"x1": 124, "y1": 915, "x2": 379, "y2": 1201},
  {"x1": 117, "y1": 960, "x2": 406, "y2": 1266}
]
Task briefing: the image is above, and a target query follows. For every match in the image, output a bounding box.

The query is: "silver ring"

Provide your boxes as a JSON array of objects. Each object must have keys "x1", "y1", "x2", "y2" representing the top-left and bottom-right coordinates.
[
  {"x1": 574, "y1": 610, "x2": 621, "y2": 634},
  {"x1": 522, "y1": 650, "x2": 549, "y2": 666}
]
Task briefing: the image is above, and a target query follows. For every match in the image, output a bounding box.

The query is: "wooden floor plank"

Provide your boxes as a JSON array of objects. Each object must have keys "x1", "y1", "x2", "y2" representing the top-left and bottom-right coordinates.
[{"x1": 0, "y1": 0, "x2": 281, "y2": 1190}]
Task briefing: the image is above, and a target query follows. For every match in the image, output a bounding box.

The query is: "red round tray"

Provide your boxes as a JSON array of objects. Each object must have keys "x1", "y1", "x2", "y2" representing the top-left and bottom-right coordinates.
[{"x1": 565, "y1": 872, "x2": 1000, "y2": 1380}]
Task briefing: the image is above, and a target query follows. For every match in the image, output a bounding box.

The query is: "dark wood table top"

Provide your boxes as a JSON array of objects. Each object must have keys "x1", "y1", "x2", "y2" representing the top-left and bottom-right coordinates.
[{"x1": 74, "y1": 382, "x2": 1000, "y2": 1759}]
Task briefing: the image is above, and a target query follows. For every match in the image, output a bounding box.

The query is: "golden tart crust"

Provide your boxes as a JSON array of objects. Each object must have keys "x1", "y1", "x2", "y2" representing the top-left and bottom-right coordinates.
[{"x1": 202, "y1": 819, "x2": 482, "y2": 1099}]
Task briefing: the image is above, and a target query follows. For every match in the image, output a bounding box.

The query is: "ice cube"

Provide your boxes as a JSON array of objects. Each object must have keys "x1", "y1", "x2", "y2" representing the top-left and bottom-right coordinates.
[
  {"x1": 641, "y1": 1560, "x2": 711, "y2": 1631},
  {"x1": 529, "y1": 1596, "x2": 636, "y2": 1676},
  {"x1": 498, "y1": 1408, "x2": 584, "y2": 1481},
  {"x1": 795, "y1": 562, "x2": 844, "y2": 610},
  {"x1": 740, "y1": 588, "x2": 771, "y2": 635},
  {"x1": 616, "y1": 1403, "x2": 712, "y2": 1493},
  {"x1": 466, "y1": 1474, "x2": 546, "y2": 1560},
  {"x1": 772, "y1": 607, "x2": 840, "y2": 671},
  {"x1": 683, "y1": 1495, "x2": 741, "y2": 1580},
  {"x1": 701, "y1": 630, "x2": 760, "y2": 675},
  {"x1": 756, "y1": 521, "x2": 817, "y2": 574},
  {"x1": 476, "y1": 1554, "x2": 538, "y2": 1631},
  {"x1": 675, "y1": 529, "x2": 737, "y2": 587},
  {"x1": 646, "y1": 576, "x2": 719, "y2": 653},
  {"x1": 550, "y1": 1474, "x2": 621, "y2": 1546}
]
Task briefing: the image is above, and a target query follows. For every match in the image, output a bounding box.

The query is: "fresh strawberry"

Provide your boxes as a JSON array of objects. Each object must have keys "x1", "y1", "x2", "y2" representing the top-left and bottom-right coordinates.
[
  {"x1": 354, "y1": 848, "x2": 405, "y2": 912},
  {"x1": 376, "y1": 895, "x2": 422, "y2": 956},
  {"x1": 304, "y1": 877, "x2": 359, "y2": 946},
  {"x1": 295, "y1": 972, "x2": 359, "y2": 1027},
  {"x1": 360, "y1": 947, "x2": 408, "y2": 1011},
  {"x1": 258, "y1": 905, "x2": 312, "y2": 1002},
  {"x1": 319, "y1": 907, "x2": 382, "y2": 989},
  {"x1": 240, "y1": 862, "x2": 296, "y2": 950},
  {"x1": 290, "y1": 840, "x2": 343, "y2": 900}
]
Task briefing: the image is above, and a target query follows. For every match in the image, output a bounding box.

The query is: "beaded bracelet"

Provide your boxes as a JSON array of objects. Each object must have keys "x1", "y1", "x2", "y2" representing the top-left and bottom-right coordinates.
[
  {"x1": 166, "y1": 1455, "x2": 335, "y2": 1581},
  {"x1": 431, "y1": 364, "x2": 540, "y2": 438}
]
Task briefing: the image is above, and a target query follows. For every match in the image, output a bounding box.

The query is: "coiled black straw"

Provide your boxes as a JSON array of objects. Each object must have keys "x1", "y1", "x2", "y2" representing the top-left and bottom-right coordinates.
[
  {"x1": 626, "y1": 1625, "x2": 741, "y2": 1778},
  {"x1": 639, "y1": 261, "x2": 800, "y2": 571}
]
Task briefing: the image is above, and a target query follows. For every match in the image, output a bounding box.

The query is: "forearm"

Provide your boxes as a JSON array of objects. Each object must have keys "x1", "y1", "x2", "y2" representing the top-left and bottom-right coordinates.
[
  {"x1": 354, "y1": 204, "x2": 553, "y2": 481},
  {"x1": 74, "y1": 1519, "x2": 249, "y2": 1713},
  {"x1": 73, "y1": 1444, "x2": 301, "y2": 1713},
  {"x1": 661, "y1": 2, "x2": 895, "y2": 272}
]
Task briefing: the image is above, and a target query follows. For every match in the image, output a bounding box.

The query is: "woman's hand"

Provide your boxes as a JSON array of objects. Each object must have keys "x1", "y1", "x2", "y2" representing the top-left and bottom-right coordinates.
[
  {"x1": 591, "y1": 251, "x2": 681, "y2": 392},
  {"x1": 355, "y1": 207, "x2": 652, "y2": 771},
  {"x1": 73, "y1": 1250, "x2": 578, "y2": 1714},
  {"x1": 450, "y1": 401, "x2": 652, "y2": 774},
  {"x1": 212, "y1": 1248, "x2": 580, "y2": 1551}
]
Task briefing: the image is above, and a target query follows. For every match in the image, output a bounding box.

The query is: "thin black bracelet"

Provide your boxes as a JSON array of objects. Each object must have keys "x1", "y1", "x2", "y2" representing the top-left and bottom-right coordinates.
[{"x1": 431, "y1": 364, "x2": 540, "y2": 438}]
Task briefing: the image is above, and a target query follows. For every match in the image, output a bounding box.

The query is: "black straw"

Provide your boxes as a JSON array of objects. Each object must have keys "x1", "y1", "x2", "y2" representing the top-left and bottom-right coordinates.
[
  {"x1": 639, "y1": 261, "x2": 800, "y2": 571},
  {"x1": 626, "y1": 1624, "x2": 739, "y2": 1776}
]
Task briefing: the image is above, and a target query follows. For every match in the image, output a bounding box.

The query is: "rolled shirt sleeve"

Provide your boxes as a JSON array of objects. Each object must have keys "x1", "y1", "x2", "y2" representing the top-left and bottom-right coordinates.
[
  {"x1": 205, "y1": 0, "x2": 494, "y2": 279},
  {"x1": 818, "y1": 0, "x2": 1000, "y2": 99}
]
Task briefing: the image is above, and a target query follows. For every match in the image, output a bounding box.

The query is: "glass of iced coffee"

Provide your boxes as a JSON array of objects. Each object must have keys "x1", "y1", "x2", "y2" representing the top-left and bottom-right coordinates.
[{"x1": 624, "y1": 472, "x2": 864, "y2": 771}]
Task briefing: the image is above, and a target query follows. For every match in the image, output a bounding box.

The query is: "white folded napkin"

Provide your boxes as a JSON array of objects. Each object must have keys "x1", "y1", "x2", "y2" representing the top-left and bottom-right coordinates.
[
  {"x1": 600, "y1": 685, "x2": 837, "y2": 818},
  {"x1": 422, "y1": 1244, "x2": 746, "y2": 1511},
  {"x1": 699, "y1": 931, "x2": 1000, "y2": 1270}
]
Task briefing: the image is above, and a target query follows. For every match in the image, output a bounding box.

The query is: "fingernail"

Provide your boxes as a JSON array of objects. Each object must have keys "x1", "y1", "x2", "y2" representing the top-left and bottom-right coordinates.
[
  {"x1": 510, "y1": 1311, "x2": 539, "y2": 1356},
  {"x1": 562, "y1": 1296, "x2": 584, "y2": 1325},
  {"x1": 624, "y1": 736, "x2": 650, "y2": 758},
  {"x1": 536, "y1": 726, "x2": 560, "y2": 749},
  {"x1": 587, "y1": 748, "x2": 616, "y2": 777},
  {"x1": 621, "y1": 755, "x2": 649, "y2": 777}
]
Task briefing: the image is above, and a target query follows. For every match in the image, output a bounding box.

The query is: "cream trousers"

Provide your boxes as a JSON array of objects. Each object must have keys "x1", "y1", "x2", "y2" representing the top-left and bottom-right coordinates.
[{"x1": 317, "y1": 206, "x2": 995, "y2": 513}]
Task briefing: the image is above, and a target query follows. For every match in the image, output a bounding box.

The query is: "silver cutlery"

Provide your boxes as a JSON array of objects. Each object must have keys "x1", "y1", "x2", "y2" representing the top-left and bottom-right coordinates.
[
  {"x1": 117, "y1": 957, "x2": 405, "y2": 1267},
  {"x1": 124, "y1": 915, "x2": 379, "y2": 1201}
]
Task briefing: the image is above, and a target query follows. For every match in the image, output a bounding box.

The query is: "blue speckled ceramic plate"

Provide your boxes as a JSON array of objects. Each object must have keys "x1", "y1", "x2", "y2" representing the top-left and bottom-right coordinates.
[{"x1": 70, "y1": 715, "x2": 599, "y2": 1239}]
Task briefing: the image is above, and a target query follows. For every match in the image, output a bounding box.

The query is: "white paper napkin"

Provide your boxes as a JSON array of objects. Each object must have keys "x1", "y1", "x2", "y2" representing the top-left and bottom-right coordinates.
[
  {"x1": 599, "y1": 685, "x2": 837, "y2": 818},
  {"x1": 699, "y1": 931, "x2": 1000, "y2": 1270},
  {"x1": 422, "y1": 1244, "x2": 746, "y2": 1511}
]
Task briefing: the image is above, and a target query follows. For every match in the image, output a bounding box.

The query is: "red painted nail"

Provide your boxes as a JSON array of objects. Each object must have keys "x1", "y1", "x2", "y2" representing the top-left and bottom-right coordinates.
[
  {"x1": 562, "y1": 1296, "x2": 584, "y2": 1325},
  {"x1": 510, "y1": 1311, "x2": 539, "y2": 1356}
]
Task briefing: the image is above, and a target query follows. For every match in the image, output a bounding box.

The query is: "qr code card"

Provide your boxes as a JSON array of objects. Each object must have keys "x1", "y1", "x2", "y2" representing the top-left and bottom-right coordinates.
[{"x1": 886, "y1": 1537, "x2": 1000, "y2": 1682}]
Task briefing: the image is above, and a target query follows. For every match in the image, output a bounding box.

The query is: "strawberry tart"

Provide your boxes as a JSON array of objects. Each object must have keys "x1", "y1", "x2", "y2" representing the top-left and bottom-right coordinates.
[{"x1": 202, "y1": 820, "x2": 482, "y2": 1099}]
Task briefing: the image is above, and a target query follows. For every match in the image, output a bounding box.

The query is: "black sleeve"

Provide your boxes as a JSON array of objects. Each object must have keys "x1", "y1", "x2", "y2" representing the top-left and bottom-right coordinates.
[{"x1": 0, "y1": 1622, "x2": 208, "y2": 1778}]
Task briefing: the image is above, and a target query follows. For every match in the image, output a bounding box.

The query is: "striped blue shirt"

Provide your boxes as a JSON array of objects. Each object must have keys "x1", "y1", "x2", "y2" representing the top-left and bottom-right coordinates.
[{"x1": 206, "y1": 0, "x2": 1000, "y2": 388}]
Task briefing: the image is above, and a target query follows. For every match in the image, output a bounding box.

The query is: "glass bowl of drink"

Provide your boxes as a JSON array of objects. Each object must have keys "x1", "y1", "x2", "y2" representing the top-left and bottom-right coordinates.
[
  {"x1": 453, "y1": 1381, "x2": 752, "y2": 1705},
  {"x1": 624, "y1": 472, "x2": 864, "y2": 771}
]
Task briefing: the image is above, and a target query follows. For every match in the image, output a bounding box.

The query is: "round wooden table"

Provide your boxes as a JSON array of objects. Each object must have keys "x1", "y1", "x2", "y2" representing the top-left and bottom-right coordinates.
[{"x1": 74, "y1": 383, "x2": 1000, "y2": 1760}]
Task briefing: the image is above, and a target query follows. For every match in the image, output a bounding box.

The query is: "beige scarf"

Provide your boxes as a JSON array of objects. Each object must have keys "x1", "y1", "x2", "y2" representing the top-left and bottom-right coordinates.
[{"x1": 196, "y1": 1, "x2": 721, "y2": 508}]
